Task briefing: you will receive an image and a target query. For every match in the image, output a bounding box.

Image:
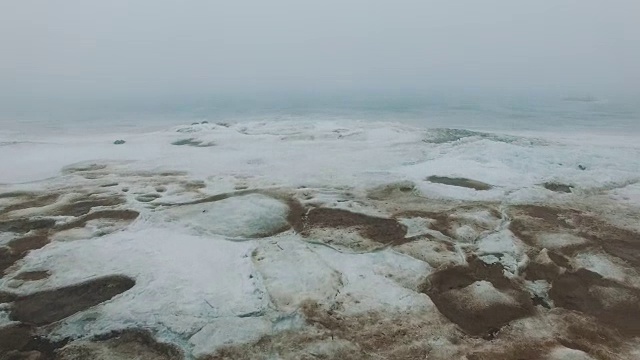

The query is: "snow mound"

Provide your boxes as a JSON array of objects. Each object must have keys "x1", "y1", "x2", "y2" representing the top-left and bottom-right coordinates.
[{"x1": 164, "y1": 194, "x2": 290, "y2": 238}]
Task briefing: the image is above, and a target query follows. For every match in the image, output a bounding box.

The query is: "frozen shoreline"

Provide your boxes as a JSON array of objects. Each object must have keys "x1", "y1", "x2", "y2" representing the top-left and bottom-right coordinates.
[{"x1": 1, "y1": 121, "x2": 640, "y2": 359}]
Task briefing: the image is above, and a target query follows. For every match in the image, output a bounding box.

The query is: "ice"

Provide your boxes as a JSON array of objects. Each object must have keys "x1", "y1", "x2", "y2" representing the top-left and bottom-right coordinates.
[
  {"x1": 2, "y1": 228, "x2": 266, "y2": 339},
  {"x1": 2, "y1": 120, "x2": 640, "y2": 357},
  {"x1": 189, "y1": 317, "x2": 272, "y2": 358},
  {"x1": 162, "y1": 194, "x2": 290, "y2": 239}
]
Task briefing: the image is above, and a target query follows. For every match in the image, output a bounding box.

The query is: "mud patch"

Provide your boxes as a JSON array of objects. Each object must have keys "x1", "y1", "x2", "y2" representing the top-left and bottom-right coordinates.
[
  {"x1": 53, "y1": 196, "x2": 125, "y2": 217},
  {"x1": 202, "y1": 301, "x2": 459, "y2": 360},
  {"x1": 422, "y1": 260, "x2": 534, "y2": 337},
  {"x1": 171, "y1": 138, "x2": 215, "y2": 147},
  {"x1": 543, "y1": 182, "x2": 574, "y2": 193},
  {"x1": 426, "y1": 176, "x2": 493, "y2": 191},
  {"x1": 57, "y1": 329, "x2": 183, "y2": 360},
  {"x1": 10, "y1": 275, "x2": 135, "y2": 325},
  {"x1": 548, "y1": 268, "x2": 640, "y2": 336},
  {"x1": 1, "y1": 235, "x2": 50, "y2": 275},
  {"x1": 396, "y1": 205, "x2": 501, "y2": 242},
  {"x1": 13, "y1": 270, "x2": 50, "y2": 281},
  {"x1": 1, "y1": 193, "x2": 60, "y2": 215},
  {"x1": 302, "y1": 208, "x2": 407, "y2": 251},
  {"x1": 0, "y1": 325, "x2": 69, "y2": 360},
  {"x1": 0, "y1": 218, "x2": 56, "y2": 234},
  {"x1": 135, "y1": 193, "x2": 162, "y2": 203}
]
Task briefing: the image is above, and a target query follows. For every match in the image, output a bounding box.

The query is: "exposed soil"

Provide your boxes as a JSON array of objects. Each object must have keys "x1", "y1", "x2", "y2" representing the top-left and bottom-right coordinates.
[
  {"x1": 203, "y1": 301, "x2": 459, "y2": 360},
  {"x1": 0, "y1": 291, "x2": 17, "y2": 303},
  {"x1": 135, "y1": 194, "x2": 162, "y2": 203},
  {"x1": 543, "y1": 182, "x2": 574, "y2": 193},
  {"x1": 422, "y1": 259, "x2": 535, "y2": 337},
  {"x1": 10, "y1": 275, "x2": 135, "y2": 325},
  {"x1": 0, "y1": 323, "x2": 68, "y2": 360},
  {"x1": 426, "y1": 176, "x2": 493, "y2": 191},
  {"x1": 548, "y1": 268, "x2": 640, "y2": 336},
  {"x1": 171, "y1": 138, "x2": 215, "y2": 147},
  {"x1": 509, "y1": 205, "x2": 640, "y2": 270},
  {"x1": 1, "y1": 235, "x2": 50, "y2": 275},
  {"x1": 14, "y1": 270, "x2": 50, "y2": 281},
  {"x1": 284, "y1": 198, "x2": 306, "y2": 233},
  {"x1": 53, "y1": 197, "x2": 125, "y2": 217},
  {"x1": 395, "y1": 205, "x2": 501, "y2": 241},
  {"x1": 0, "y1": 323, "x2": 33, "y2": 353},
  {"x1": 302, "y1": 208, "x2": 407, "y2": 245},
  {"x1": 1, "y1": 194, "x2": 60, "y2": 215},
  {"x1": 56, "y1": 329, "x2": 184, "y2": 360},
  {"x1": 0, "y1": 218, "x2": 56, "y2": 234}
]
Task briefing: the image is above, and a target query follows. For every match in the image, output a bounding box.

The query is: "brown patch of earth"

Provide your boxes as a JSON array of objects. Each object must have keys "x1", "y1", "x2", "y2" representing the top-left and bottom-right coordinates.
[
  {"x1": 0, "y1": 218, "x2": 56, "y2": 234},
  {"x1": 56, "y1": 329, "x2": 183, "y2": 360},
  {"x1": 203, "y1": 301, "x2": 461, "y2": 360},
  {"x1": 426, "y1": 176, "x2": 493, "y2": 191},
  {"x1": 10, "y1": 275, "x2": 135, "y2": 325},
  {"x1": 0, "y1": 291, "x2": 17, "y2": 303},
  {"x1": 14, "y1": 270, "x2": 50, "y2": 281},
  {"x1": 421, "y1": 259, "x2": 535, "y2": 337},
  {"x1": 284, "y1": 198, "x2": 306, "y2": 233},
  {"x1": 509, "y1": 205, "x2": 640, "y2": 270},
  {"x1": 1, "y1": 235, "x2": 50, "y2": 275},
  {"x1": 465, "y1": 341, "x2": 554, "y2": 360},
  {"x1": 1, "y1": 194, "x2": 60, "y2": 215},
  {"x1": 135, "y1": 194, "x2": 162, "y2": 203},
  {"x1": 0, "y1": 322, "x2": 68, "y2": 359},
  {"x1": 171, "y1": 138, "x2": 215, "y2": 147},
  {"x1": 302, "y1": 208, "x2": 407, "y2": 248},
  {"x1": 53, "y1": 197, "x2": 125, "y2": 217},
  {"x1": 548, "y1": 268, "x2": 640, "y2": 336},
  {"x1": 0, "y1": 323, "x2": 33, "y2": 353},
  {"x1": 395, "y1": 205, "x2": 501, "y2": 241},
  {"x1": 543, "y1": 182, "x2": 574, "y2": 193}
]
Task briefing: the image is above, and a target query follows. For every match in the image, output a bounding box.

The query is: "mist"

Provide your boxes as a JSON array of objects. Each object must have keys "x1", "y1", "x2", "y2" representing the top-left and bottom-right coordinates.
[{"x1": 1, "y1": 0, "x2": 639, "y2": 115}]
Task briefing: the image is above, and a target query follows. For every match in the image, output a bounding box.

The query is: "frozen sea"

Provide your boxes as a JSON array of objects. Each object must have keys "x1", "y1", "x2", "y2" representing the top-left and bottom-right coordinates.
[{"x1": 1, "y1": 95, "x2": 640, "y2": 359}]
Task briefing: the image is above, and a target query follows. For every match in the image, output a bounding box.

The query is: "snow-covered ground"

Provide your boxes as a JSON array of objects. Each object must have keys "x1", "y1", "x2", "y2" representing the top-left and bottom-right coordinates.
[{"x1": 1, "y1": 120, "x2": 640, "y2": 359}]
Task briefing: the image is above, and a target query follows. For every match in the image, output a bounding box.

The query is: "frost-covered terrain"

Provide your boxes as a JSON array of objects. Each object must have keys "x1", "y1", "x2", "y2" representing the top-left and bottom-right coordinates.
[{"x1": 1, "y1": 121, "x2": 640, "y2": 359}]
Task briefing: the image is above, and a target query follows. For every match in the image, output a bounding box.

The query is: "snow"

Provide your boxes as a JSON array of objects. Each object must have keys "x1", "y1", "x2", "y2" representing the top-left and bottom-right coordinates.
[
  {"x1": 189, "y1": 317, "x2": 272, "y2": 358},
  {"x1": 4, "y1": 228, "x2": 266, "y2": 339},
  {"x1": 476, "y1": 230, "x2": 526, "y2": 274},
  {"x1": 2, "y1": 120, "x2": 640, "y2": 357},
  {"x1": 163, "y1": 194, "x2": 290, "y2": 239}
]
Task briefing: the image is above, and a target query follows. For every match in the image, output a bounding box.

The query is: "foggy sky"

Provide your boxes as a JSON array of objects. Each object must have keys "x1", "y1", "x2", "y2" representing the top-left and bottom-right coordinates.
[{"x1": 1, "y1": 0, "x2": 639, "y2": 104}]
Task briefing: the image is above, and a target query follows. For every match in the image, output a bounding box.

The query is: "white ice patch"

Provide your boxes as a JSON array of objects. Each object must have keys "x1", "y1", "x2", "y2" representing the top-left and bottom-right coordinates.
[
  {"x1": 476, "y1": 230, "x2": 525, "y2": 274},
  {"x1": 252, "y1": 238, "x2": 342, "y2": 313},
  {"x1": 3, "y1": 228, "x2": 266, "y2": 339},
  {"x1": 574, "y1": 253, "x2": 628, "y2": 282},
  {"x1": 164, "y1": 194, "x2": 290, "y2": 238},
  {"x1": 311, "y1": 246, "x2": 433, "y2": 314},
  {"x1": 546, "y1": 346, "x2": 596, "y2": 360},
  {"x1": 189, "y1": 317, "x2": 272, "y2": 358},
  {"x1": 398, "y1": 217, "x2": 434, "y2": 238},
  {"x1": 536, "y1": 233, "x2": 587, "y2": 249}
]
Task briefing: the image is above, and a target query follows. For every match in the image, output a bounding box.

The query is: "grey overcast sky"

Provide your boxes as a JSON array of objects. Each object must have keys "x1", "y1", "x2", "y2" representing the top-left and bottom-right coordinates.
[{"x1": 1, "y1": 0, "x2": 639, "y2": 102}]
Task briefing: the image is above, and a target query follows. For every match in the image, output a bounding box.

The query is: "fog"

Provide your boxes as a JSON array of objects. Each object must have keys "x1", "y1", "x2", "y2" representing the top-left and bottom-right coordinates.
[{"x1": 1, "y1": 0, "x2": 639, "y2": 111}]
